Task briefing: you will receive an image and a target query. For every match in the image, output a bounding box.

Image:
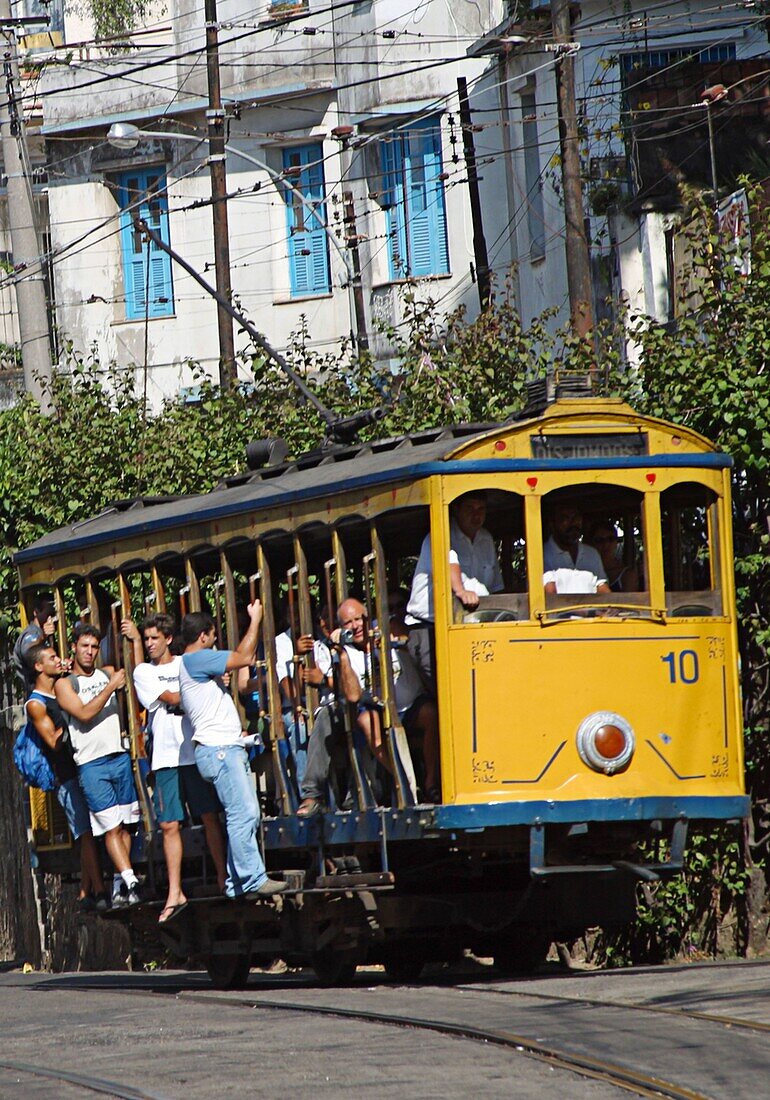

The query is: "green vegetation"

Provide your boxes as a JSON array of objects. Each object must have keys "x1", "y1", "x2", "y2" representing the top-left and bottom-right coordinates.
[
  {"x1": 71, "y1": 0, "x2": 158, "y2": 44},
  {"x1": 1, "y1": 190, "x2": 768, "y2": 960}
]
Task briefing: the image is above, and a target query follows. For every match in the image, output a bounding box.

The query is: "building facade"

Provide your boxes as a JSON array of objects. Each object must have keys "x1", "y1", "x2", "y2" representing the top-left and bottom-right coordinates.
[
  {"x1": 36, "y1": 0, "x2": 506, "y2": 406},
  {"x1": 469, "y1": 1, "x2": 770, "y2": 337}
]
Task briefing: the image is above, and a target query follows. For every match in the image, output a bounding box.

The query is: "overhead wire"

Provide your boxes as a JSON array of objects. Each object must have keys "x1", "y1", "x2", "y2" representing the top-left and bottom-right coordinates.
[{"x1": 4, "y1": 0, "x2": 766, "y2": 361}]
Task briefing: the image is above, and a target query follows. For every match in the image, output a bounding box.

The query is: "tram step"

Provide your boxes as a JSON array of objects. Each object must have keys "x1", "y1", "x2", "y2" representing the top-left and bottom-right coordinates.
[{"x1": 314, "y1": 871, "x2": 395, "y2": 890}]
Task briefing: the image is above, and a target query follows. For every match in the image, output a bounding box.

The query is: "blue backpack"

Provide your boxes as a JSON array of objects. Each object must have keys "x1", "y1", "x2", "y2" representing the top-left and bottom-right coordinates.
[{"x1": 13, "y1": 695, "x2": 57, "y2": 792}]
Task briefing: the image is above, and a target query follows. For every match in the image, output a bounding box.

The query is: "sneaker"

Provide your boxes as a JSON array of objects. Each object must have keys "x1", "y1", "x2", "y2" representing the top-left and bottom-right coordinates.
[
  {"x1": 94, "y1": 892, "x2": 111, "y2": 913},
  {"x1": 245, "y1": 878, "x2": 289, "y2": 898},
  {"x1": 111, "y1": 883, "x2": 129, "y2": 909},
  {"x1": 76, "y1": 895, "x2": 97, "y2": 913},
  {"x1": 127, "y1": 884, "x2": 142, "y2": 905}
]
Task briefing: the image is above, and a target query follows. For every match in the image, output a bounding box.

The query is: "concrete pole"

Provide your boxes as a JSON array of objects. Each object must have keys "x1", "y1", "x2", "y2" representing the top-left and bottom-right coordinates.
[
  {"x1": 551, "y1": 0, "x2": 595, "y2": 343},
  {"x1": 204, "y1": 0, "x2": 236, "y2": 388},
  {"x1": 457, "y1": 76, "x2": 491, "y2": 311},
  {"x1": 0, "y1": 0, "x2": 53, "y2": 408}
]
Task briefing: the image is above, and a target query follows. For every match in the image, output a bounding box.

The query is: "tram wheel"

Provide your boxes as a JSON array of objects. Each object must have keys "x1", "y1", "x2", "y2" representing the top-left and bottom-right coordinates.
[
  {"x1": 205, "y1": 951, "x2": 252, "y2": 990},
  {"x1": 492, "y1": 927, "x2": 551, "y2": 976},
  {"x1": 382, "y1": 955, "x2": 425, "y2": 983},
  {"x1": 381, "y1": 945, "x2": 425, "y2": 983},
  {"x1": 310, "y1": 947, "x2": 358, "y2": 987}
]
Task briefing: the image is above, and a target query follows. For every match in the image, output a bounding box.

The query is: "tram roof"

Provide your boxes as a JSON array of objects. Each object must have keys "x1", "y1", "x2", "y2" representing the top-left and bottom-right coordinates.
[
  {"x1": 15, "y1": 422, "x2": 493, "y2": 564},
  {"x1": 14, "y1": 399, "x2": 724, "y2": 566}
]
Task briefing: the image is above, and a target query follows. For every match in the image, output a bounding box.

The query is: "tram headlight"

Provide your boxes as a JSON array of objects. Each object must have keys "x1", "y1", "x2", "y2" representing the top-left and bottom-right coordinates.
[{"x1": 576, "y1": 711, "x2": 635, "y2": 775}]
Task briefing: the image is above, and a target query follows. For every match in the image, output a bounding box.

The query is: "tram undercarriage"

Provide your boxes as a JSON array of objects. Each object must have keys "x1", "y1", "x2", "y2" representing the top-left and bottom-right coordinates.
[{"x1": 100, "y1": 809, "x2": 691, "y2": 987}]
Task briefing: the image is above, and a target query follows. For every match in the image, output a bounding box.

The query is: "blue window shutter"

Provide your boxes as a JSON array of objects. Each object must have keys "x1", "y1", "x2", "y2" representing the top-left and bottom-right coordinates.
[
  {"x1": 382, "y1": 133, "x2": 407, "y2": 279},
  {"x1": 381, "y1": 116, "x2": 448, "y2": 279},
  {"x1": 116, "y1": 168, "x2": 174, "y2": 320},
  {"x1": 283, "y1": 144, "x2": 330, "y2": 297}
]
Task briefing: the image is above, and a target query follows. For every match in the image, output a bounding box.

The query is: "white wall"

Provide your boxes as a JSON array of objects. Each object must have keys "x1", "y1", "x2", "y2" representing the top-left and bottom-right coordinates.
[{"x1": 40, "y1": 0, "x2": 509, "y2": 406}]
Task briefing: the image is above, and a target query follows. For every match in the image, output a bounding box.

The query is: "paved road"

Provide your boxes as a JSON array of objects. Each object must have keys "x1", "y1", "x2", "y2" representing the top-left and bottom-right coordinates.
[{"x1": 0, "y1": 958, "x2": 768, "y2": 1098}]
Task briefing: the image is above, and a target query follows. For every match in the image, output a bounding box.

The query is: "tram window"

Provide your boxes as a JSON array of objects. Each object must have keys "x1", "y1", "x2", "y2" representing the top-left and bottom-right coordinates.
[
  {"x1": 542, "y1": 485, "x2": 648, "y2": 613},
  {"x1": 443, "y1": 489, "x2": 528, "y2": 623},
  {"x1": 661, "y1": 483, "x2": 722, "y2": 616}
]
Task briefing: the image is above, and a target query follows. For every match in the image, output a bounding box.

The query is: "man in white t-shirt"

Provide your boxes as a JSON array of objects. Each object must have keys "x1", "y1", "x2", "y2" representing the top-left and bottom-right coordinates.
[
  {"x1": 179, "y1": 604, "x2": 287, "y2": 899},
  {"x1": 124, "y1": 614, "x2": 227, "y2": 920},
  {"x1": 406, "y1": 491, "x2": 504, "y2": 693},
  {"x1": 543, "y1": 503, "x2": 610, "y2": 595},
  {"x1": 274, "y1": 622, "x2": 309, "y2": 788},
  {"x1": 55, "y1": 624, "x2": 141, "y2": 907}
]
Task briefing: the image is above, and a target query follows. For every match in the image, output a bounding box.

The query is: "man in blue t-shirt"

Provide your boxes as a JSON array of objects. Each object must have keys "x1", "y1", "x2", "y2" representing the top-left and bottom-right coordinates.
[{"x1": 179, "y1": 601, "x2": 287, "y2": 899}]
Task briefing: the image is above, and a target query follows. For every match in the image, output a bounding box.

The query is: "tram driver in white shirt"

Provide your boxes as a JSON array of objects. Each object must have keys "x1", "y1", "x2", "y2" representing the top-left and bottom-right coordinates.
[{"x1": 543, "y1": 502, "x2": 611, "y2": 595}]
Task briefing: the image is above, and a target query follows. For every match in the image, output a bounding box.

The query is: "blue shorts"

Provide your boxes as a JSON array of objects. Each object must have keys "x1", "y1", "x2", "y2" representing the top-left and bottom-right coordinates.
[
  {"x1": 56, "y1": 777, "x2": 91, "y2": 840},
  {"x1": 78, "y1": 752, "x2": 140, "y2": 837},
  {"x1": 152, "y1": 765, "x2": 221, "y2": 823}
]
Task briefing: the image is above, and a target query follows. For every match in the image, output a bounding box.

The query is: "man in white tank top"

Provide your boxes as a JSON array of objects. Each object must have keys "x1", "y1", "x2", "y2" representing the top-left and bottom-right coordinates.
[{"x1": 55, "y1": 625, "x2": 141, "y2": 907}]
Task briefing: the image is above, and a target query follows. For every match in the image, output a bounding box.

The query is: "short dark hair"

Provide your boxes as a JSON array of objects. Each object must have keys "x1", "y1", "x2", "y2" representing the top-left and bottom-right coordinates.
[
  {"x1": 451, "y1": 490, "x2": 487, "y2": 509},
  {"x1": 181, "y1": 612, "x2": 215, "y2": 646},
  {"x1": 73, "y1": 623, "x2": 101, "y2": 644},
  {"x1": 142, "y1": 612, "x2": 177, "y2": 639},
  {"x1": 25, "y1": 642, "x2": 55, "y2": 670},
  {"x1": 31, "y1": 594, "x2": 54, "y2": 621}
]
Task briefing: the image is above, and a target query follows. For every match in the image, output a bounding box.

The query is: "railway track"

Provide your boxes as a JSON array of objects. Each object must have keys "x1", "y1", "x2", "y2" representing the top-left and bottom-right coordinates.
[
  {"x1": 175, "y1": 988, "x2": 711, "y2": 1099},
  {"x1": 452, "y1": 981, "x2": 770, "y2": 1037},
  {"x1": 0, "y1": 1059, "x2": 171, "y2": 1100},
  {"x1": 15, "y1": 963, "x2": 770, "y2": 1099}
]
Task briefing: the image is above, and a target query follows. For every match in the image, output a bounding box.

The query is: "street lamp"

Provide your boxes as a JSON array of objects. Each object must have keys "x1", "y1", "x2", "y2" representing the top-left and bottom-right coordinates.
[{"x1": 701, "y1": 84, "x2": 728, "y2": 200}]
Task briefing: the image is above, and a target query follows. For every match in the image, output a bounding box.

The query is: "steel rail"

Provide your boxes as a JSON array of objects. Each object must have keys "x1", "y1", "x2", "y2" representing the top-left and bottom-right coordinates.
[
  {"x1": 175, "y1": 991, "x2": 708, "y2": 1100},
  {"x1": 453, "y1": 982, "x2": 770, "y2": 1036},
  {"x1": 0, "y1": 1058, "x2": 172, "y2": 1099}
]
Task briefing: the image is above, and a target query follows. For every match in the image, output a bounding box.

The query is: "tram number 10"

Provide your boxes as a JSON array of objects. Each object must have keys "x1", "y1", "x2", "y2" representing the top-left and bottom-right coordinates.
[{"x1": 661, "y1": 650, "x2": 699, "y2": 684}]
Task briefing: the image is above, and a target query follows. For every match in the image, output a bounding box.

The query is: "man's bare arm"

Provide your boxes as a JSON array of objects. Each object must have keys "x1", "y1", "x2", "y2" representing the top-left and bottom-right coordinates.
[
  {"x1": 337, "y1": 648, "x2": 362, "y2": 704},
  {"x1": 26, "y1": 699, "x2": 64, "y2": 751},
  {"x1": 120, "y1": 618, "x2": 145, "y2": 669},
  {"x1": 157, "y1": 689, "x2": 181, "y2": 706},
  {"x1": 55, "y1": 669, "x2": 125, "y2": 722},
  {"x1": 449, "y1": 562, "x2": 480, "y2": 610},
  {"x1": 224, "y1": 601, "x2": 263, "y2": 671}
]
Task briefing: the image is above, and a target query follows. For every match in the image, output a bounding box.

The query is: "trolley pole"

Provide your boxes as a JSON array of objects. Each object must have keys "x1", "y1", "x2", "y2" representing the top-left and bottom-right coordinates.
[
  {"x1": 457, "y1": 76, "x2": 491, "y2": 311},
  {"x1": 551, "y1": 0, "x2": 595, "y2": 345},
  {"x1": 0, "y1": 0, "x2": 53, "y2": 408},
  {"x1": 204, "y1": 0, "x2": 236, "y2": 388}
]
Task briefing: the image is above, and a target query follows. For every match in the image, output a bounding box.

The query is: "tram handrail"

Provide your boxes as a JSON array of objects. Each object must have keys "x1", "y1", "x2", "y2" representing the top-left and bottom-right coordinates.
[{"x1": 536, "y1": 603, "x2": 667, "y2": 625}]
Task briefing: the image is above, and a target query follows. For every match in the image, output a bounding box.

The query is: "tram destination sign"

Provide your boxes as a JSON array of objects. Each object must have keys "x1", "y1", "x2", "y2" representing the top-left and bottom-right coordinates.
[{"x1": 530, "y1": 432, "x2": 648, "y2": 459}]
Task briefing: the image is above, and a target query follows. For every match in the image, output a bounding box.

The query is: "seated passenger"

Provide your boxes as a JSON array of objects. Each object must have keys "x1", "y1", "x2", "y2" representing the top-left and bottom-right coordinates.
[
  {"x1": 543, "y1": 503, "x2": 610, "y2": 595},
  {"x1": 274, "y1": 605, "x2": 309, "y2": 789},
  {"x1": 587, "y1": 521, "x2": 639, "y2": 593},
  {"x1": 388, "y1": 588, "x2": 410, "y2": 643},
  {"x1": 331, "y1": 598, "x2": 439, "y2": 805},
  {"x1": 406, "y1": 491, "x2": 504, "y2": 694},
  {"x1": 295, "y1": 608, "x2": 347, "y2": 818}
]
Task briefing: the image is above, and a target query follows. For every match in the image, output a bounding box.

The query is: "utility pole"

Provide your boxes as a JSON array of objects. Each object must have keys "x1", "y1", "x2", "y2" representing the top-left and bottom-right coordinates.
[
  {"x1": 204, "y1": 0, "x2": 236, "y2": 388},
  {"x1": 551, "y1": 0, "x2": 594, "y2": 343},
  {"x1": 457, "y1": 77, "x2": 491, "y2": 310},
  {"x1": 0, "y1": 0, "x2": 53, "y2": 408},
  {"x1": 332, "y1": 125, "x2": 369, "y2": 353},
  {"x1": 341, "y1": 188, "x2": 369, "y2": 353}
]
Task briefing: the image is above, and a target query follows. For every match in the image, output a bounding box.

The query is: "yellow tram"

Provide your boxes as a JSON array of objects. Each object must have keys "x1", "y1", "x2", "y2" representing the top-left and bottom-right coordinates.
[{"x1": 15, "y1": 395, "x2": 748, "y2": 983}]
